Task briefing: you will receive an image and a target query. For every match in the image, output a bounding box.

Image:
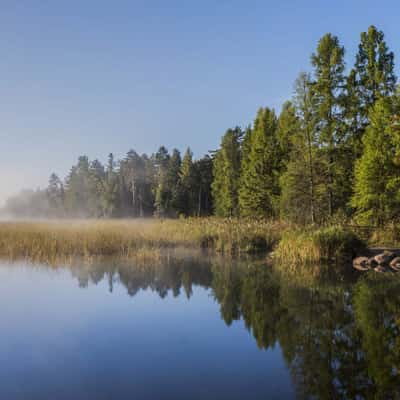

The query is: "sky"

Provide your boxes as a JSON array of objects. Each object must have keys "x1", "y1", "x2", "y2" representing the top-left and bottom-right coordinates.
[{"x1": 1, "y1": 0, "x2": 400, "y2": 205}]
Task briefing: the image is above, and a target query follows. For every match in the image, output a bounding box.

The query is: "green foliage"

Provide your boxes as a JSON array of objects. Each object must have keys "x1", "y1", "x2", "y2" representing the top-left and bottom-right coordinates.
[
  {"x1": 211, "y1": 127, "x2": 242, "y2": 216},
  {"x1": 276, "y1": 101, "x2": 299, "y2": 166},
  {"x1": 311, "y1": 34, "x2": 349, "y2": 217},
  {"x1": 351, "y1": 97, "x2": 400, "y2": 225},
  {"x1": 353, "y1": 275, "x2": 400, "y2": 397},
  {"x1": 280, "y1": 73, "x2": 319, "y2": 223},
  {"x1": 3, "y1": 26, "x2": 399, "y2": 228},
  {"x1": 196, "y1": 155, "x2": 213, "y2": 216},
  {"x1": 353, "y1": 25, "x2": 396, "y2": 124},
  {"x1": 239, "y1": 107, "x2": 279, "y2": 217},
  {"x1": 176, "y1": 147, "x2": 196, "y2": 216}
]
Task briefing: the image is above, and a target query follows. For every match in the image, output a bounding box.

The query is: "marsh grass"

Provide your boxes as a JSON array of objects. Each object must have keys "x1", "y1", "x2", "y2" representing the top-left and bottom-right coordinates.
[
  {"x1": 275, "y1": 226, "x2": 366, "y2": 267},
  {"x1": 368, "y1": 224, "x2": 400, "y2": 247},
  {"x1": 0, "y1": 218, "x2": 286, "y2": 264}
]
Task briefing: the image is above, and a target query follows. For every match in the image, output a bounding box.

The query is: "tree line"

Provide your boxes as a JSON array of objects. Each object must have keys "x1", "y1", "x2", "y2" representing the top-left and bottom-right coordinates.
[
  {"x1": 5, "y1": 148, "x2": 213, "y2": 218},
  {"x1": 4, "y1": 25, "x2": 400, "y2": 225},
  {"x1": 212, "y1": 25, "x2": 399, "y2": 226}
]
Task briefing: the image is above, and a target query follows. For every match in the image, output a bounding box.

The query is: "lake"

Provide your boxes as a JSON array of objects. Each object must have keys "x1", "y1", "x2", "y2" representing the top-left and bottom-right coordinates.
[{"x1": 0, "y1": 254, "x2": 399, "y2": 399}]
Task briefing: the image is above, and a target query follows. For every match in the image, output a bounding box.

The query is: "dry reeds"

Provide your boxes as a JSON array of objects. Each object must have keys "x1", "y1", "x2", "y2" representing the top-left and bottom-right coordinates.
[{"x1": 0, "y1": 218, "x2": 286, "y2": 264}]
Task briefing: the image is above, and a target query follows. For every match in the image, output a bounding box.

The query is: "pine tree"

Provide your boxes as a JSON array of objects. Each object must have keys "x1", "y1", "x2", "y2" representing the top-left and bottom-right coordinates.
[
  {"x1": 165, "y1": 149, "x2": 182, "y2": 215},
  {"x1": 88, "y1": 159, "x2": 106, "y2": 217},
  {"x1": 211, "y1": 127, "x2": 242, "y2": 216},
  {"x1": 177, "y1": 147, "x2": 196, "y2": 216},
  {"x1": 276, "y1": 101, "x2": 300, "y2": 168},
  {"x1": 311, "y1": 33, "x2": 347, "y2": 218},
  {"x1": 64, "y1": 156, "x2": 91, "y2": 216},
  {"x1": 47, "y1": 173, "x2": 65, "y2": 216},
  {"x1": 351, "y1": 97, "x2": 400, "y2": 225},
  {"x1": 280, "y1": 73, "x2": 319, "y2": 223},
  {"x1": 154, "y1": 146, "x2": 171, "y2": 217},
  {"x1": 346, "y1": 26, "x2": 397, "y2": 156},
  {"x1": 239, "y1": 107, "x2": 278, "y2": 217},
  {"x1": 354, "y1": 26, "x2": 396, "y2": 124},
  {"x1": 102, "y1": 153, "x2": 119, "y2": 217},
  {"x1": 194, "y1": 155, "x2": 213, "y2": 216}
]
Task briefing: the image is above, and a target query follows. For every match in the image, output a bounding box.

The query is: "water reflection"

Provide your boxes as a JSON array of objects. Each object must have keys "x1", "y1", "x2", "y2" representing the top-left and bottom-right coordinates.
[{"x1": 3, "y1": 255, "x2": 400, "y2": 399}]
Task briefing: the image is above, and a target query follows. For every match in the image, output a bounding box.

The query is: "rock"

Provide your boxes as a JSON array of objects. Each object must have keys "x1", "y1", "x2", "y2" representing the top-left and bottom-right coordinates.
[
  {"x1": 353, "y1": 263, "x2": 370, "y2": 271},
  {"x1": 390, "y1": 256, "x2": 400, "y2": 272},
  {"x1": 374, "y1": 265, "x2": 390, "y2": 273},
  {"x1": 353, "y1": 257, "x2": 371, "y2": 271},
  {"x1": 374, "y1": 251, "x2": 396, "y2": 265},
  {"x1": 368, "y1": 257, "x2": 378, "y2": 267},
  {"x1": 353, "y1": 256, "x2": 369, "y2": 266}
]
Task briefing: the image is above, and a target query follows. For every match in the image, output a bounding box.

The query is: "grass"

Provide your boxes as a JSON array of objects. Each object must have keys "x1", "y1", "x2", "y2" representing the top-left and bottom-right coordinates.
[
  {"x1": 368, "y1": 224, "x2": 400, "y2": 248},
  {"x1": 274, "y1": 225, "x2": 366, "y2": 267},
  {"x1": 0, "y1": 218, "x2": 286, "y2": 264},
  {"x1": 0, "y1": 218, "x2": 391, "y2": 269}
]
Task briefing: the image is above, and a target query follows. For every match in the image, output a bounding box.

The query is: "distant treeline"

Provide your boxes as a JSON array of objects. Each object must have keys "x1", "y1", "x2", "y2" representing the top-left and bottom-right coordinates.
[
  {"x1": 5, "y1": 148, "x2": 213, "y2": 218},
  {"x1": 5, "y1": 26, "x2": 400, "y2": 225}
]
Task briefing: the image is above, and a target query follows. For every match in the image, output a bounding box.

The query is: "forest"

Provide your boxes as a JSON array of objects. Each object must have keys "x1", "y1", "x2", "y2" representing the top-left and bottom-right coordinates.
[{"x1": 4, "y1": 25, "x2": 399, "y2": 226}]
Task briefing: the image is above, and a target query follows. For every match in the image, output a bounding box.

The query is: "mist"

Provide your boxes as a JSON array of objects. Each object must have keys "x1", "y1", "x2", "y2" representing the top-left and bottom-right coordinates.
[{"x1": 1, "y1": 147, "x2": 214, "y2": 220}]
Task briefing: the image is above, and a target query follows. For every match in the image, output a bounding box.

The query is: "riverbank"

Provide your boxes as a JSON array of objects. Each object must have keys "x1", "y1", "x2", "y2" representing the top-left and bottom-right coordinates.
[{"x1": 0, "y1": 218, "x2": 392, "y2": 266}]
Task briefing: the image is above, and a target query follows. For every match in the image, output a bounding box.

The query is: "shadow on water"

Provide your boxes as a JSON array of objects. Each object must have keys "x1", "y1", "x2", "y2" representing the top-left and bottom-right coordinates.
[{"x1": 3, "y1": 253, "x2": 400, "y2": 399}]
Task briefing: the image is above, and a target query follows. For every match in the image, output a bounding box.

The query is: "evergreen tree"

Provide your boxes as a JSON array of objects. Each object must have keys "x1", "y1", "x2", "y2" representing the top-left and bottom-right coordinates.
[
  {"x1": 177, "y1": 147, "x2": 196, "y2": 216},
  {"x1": 346, "y1": 26, "x2": 397, "y2": 157},
  {"x1": 102, "y1": 153, "x2": 119, "y2": 217},
  {"x1": 353, "y1": 25, "x2": 396, "y2": 126},
  {"x1": 88, "y1": 159, "x2": 106, "y2": 217},
  {"x1": 239, "y1": 107, "x2": 279, "y2": 217},
  {"x1": 120, "y1": 150, "x2": 153, "y2": 217},
  {"x1": 194, "y1": 155, "x2": 213, "y2": 216},
  {"x1": 166, "y1": 149, "x2": 182, "y2": 215},
  {"x1": 280, "y1": 73, "x2": 319, "y2": 223},
  {"x1": 154, "y1": 146, "x2": 171, "y2": 217},
  {"x1": 351, "y1": 97, "x2": 400, "y2": 225},
  {"x1": 311, "y1": 33, "x2": 347, "y2": 218},
  {"x1": 276, "y1": 101, "x2": 300, "y2": 168},
  {"x1": 211, "y1": 127, "x2": 242, "y2": 216},
  {"x1": 64, "y1": 156, "x2": 92, "y2": 216},
  {"x1": 47, "y1": 173, "x2": 65, "y2": 216}
]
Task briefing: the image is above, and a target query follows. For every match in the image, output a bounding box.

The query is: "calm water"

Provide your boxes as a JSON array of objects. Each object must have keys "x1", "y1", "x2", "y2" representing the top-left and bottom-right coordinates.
[{"x1": 0, "y1": 255, "x2": 399, "y2": 399}]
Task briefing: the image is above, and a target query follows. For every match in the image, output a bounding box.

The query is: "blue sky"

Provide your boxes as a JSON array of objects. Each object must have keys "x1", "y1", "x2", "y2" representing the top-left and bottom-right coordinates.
[{"x1": 1, "y1": 0, "x2": 399, "y2": 204}]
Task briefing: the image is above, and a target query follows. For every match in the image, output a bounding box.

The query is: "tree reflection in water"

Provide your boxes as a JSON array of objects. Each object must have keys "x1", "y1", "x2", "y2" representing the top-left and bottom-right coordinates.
[{"x1": 58, "y1": 254, "x2": 400, "y2": 399}]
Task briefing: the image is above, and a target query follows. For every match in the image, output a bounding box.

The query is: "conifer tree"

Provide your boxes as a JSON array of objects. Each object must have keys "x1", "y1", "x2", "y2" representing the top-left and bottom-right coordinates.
[
  {"x1": 177, "y1": 148, "x2": 196, "y2": 216},
  {"x1": 47, "y1": 173, "x2": 65, "y2": 216},
  {"x1": 211, "y1": 127, "x2": 242, "y2": 216},
  {"x1": 102, "y1": 153, "x2": 119, "y2": 217},
  {"x1": 276, "y1": 101, "x2": 299, "y2": 168},
  {"x1": 167, "y1": 149, "x2": 182, "y2": 214},
  {"x1": 354, "y1": 26, "x2": 396, "y2": 123},
  {"x1": 239, "y1": 107, "x2": 278, "y2": 217},
  {"x1": 311, "y1": 33, "x2": 347, "y2": 218},
  {"x1": 154, "y1": 146, "x2": 171, "y2": 217},
  {"x1": 194, "y1": 155, "x2": 213, "y2": 216},
  {"x1": 346, "y1": 25, "x2": 397, "y2": 155},
  {"x1": 351, "y1": 97, "x2": 400, "y2": 225},
  {"x1": 280, "y1": 73, "x2": 319, "y2": 223}
]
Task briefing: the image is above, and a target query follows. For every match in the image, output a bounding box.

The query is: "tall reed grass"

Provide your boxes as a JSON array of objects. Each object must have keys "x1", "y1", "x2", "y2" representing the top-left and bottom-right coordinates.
[
  {"x1": 368, "y1": 224, "x2": 400, "y2": 247},
  {"x1": 274, "y1": 225, "x2": 366, "y2": 266},
  {"x1": 0, "y1": 218, "x2": 286, "y2": 264}
]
